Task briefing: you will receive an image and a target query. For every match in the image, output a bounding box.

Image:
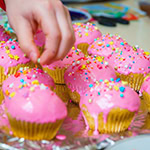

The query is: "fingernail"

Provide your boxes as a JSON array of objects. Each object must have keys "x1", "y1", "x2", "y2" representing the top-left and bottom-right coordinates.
[{"x1": 30, "y1": 52, "x2": 37, "y2": 62}]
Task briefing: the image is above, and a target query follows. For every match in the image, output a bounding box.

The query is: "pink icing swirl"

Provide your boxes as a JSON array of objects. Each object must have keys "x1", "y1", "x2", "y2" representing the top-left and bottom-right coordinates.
[
  {"x1": 64, "y1": 56, "x2": 116, "y2": 95},
  {"x1": 43, "y1": 47, "x2": 84, "y2": 70},
  {"x1": 73, "y1": 22, "x2": 102, "y2": 48},
  {"x1": 5, "y1": 84, "x2": 67, "y2": 123},
  {"x1": 88, "y1": 33, "x2": 131, "y2": 57},
  {"x1": 107, "y1": 46, "x2": 150, "y2": 75},
  {"x1": 0, "y1": 40, "x2": 31, "y2": 74},
  {"x1": 2, "y1": 67, "x2": 55, "y2": 97}
]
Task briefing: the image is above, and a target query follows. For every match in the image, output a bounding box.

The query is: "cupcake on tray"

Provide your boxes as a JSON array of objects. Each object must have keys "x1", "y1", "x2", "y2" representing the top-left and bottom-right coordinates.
[
  {"x1": 4, "y1": 82, "x2": 67, "y2": 140},
  {"x1": 73, "y1": 22, "x2": 102, "y2": 55},
  {"x1": 80, "y1": 78, "x2": 140, "y2": 133},
  {"x1": 64, "y1": 56, "x2": 116, "y2": 103}
]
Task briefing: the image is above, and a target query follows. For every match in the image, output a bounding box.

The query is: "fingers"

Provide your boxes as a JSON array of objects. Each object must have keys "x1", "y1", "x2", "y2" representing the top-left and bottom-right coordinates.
[
  {"x1": 54, "y1": 3, "x2": 75, "y2": 60},
  {"x1": 36, "y1": 5, "x2": 61, "y2": 65},
  {"x1": 14, "y1": 17, "x2": 40, "y2": 63}
]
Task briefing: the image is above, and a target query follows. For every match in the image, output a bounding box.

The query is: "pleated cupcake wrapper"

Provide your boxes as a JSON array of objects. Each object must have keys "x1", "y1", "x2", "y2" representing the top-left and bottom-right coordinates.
[
  {"x1": 0, "y1": 88, "x2": 4, "y2": 104},
  {"x1": 43, "y1": 67, "x2": 66, "y2": 84},
  {"x1": 37, "y1": 45, "x2": 44, "y2": 55},
  {"x1": 0, "y1": 62, "x2": 35, "y2": 85},
  {"x1": 53, "y1": 84, "x2": 70, "y2": 103},
  {"x1": 116, "y1": 72, "x2": 145, "y2": 91},
  {"x1": 77, "y1": 43, "x2": 89, "y2": 56},
  {"x1": 142, "y1": 91, "x2": 150, "y2": 112},
  {"x1": 67, "y1": 87, "x2": 80, "y2": 103},
  {"x1": 82, "y1": 105, "x2": 135, "y2": 133},
  {"x1": 7, "y1": 113, "x2": 64, "y2": 141}
]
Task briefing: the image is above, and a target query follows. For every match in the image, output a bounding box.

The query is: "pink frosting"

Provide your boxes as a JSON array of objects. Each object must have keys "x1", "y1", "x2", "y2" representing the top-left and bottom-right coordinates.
[
  {"x1": 73, "y1": 22, "x2": 102, "y2": 48},
  {"x1": 80, "y1": 79, "x2": 140, "y2": 131},
  {"x1": 0, "y1": 40, "x2": 31, "y2": 74},
  {"x1": 2, "y1": 67, "x2": 55, "y2": 97},
  {"x1": 64, "y1": 56, "x2": 116, "y2": 95},
  {"x1": 43, "y1": 47, "x2": 84, "y2": 70},
  {"x1": 107, "y1": 46, "x2": 150, "y2": 75},
  {"x1": 34, "y1": 30, "x2": 45, "y2": 47},
  {"x1": 5, "y1": 84, "x2": 67, "y2": 123},
  {"x1": 141, "y1": 76, "x2": 150, "y2": 94},
  {"x1": 0, "y1": 25, "x2": 11, "y2": 42},
  {"x1": 88, "y1": 33, "x2": 131, "y2": 57}
]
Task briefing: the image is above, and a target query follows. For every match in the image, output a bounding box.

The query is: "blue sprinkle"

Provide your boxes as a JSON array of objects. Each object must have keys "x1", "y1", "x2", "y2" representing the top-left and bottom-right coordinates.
[
  {"x1": 20, "y1": 79, "x2": 24, "y2": 83},
  {"x1": 129, "y1": 56, "x2": 131, "y2": 58},
  {"x1": 11, "y1": 45, "x2": 15, "y2": 49},
  {"x1": 133, "y1": 61, "x2": 135, "y2": 63},
  {"x1": 99, "y1": 79, "x2": 103, "y2": 82},
  {"x1": 137, "y1": 53, "x2": 139, "y2": 55},
  {"x1": 110, "y1": 78, "x2": 114, "y2": 81},
  {"x1": 116, "y1": 78, "x2": 120, "y2": 82},
  {"x1": 101, "y1": 62, "x2": 103, "y2": 64},
  {"x1": 9, "y1": 39, "x2": 13, "y2": 41},
  {"x1": 106, "y1": 44, "x2": 110, "y2": 47},
  {"x1": 120, "y1": 93, "x2": 124, "y2": 98},
  {"x1": 119, "y1": 87, "x2": 125, "y2": 92},
  {"x1": 86, "y1": 94, "x2": 88, "y2": 96},
  {"x1": 120, "y1": 42, "x2": 124, "y2": 46},
  {"x1": 129, "y1": 67, "x2": 131, "y2": 69},
  {"x1": 98, "y1": 92, "x2": 100, "y2": 95},
  {"x1": 148, "y1": 67, "x2": 150, "y2": 69},
  {"x1": 102, "y1": 46, "x2": 104, "y2": 48},
  {"x1": 85, "y1": 72, "x2": 87, "y2": 75},
  {"x1": 89, "y1": 84, "x2": 93, "y2": 88},
  {"x1": 86, "y1": 77, "x2": 88, "y2": 80}
]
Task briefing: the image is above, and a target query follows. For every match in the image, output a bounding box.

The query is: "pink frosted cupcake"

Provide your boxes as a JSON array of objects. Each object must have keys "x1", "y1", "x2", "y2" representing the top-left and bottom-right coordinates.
[
  {"x1": 5, "y1": 83, "x2": 67, "y2": 140},
  {"x1": 87, "y1": 33, "x2": 131, "y2": 57},
  {"x1": 34, "y1": 30, "x2": 45, "y2": 53},
  {"x1": 0, "y1": 25, "x2": 11, "y2": 42},
  {"x1": 107, "y1": 46, "x2": 150, "y2": 91},
  {"x1": 0, "y1": 40, "x2": 34, "y2": 84},
  {"x1": 64, "y1": 56, "x2": 116, "y2": 103},
  {"x1": 73, "y1": 22, "x2": 102, "y2": 55},
  {"x1": 43, "y1": 47, "x2": 84, "y2": 84},
  {"x1": 80, "y1": 78, "x2": 140, "y2": 133},
  {"x1": 2, "y1": 67, "x2": 55, "y2": 100}
]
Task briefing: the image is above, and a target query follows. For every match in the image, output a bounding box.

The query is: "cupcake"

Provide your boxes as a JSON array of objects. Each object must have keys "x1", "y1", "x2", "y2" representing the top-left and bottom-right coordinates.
[
  {"x1": 2, "y1": 67, "x2": 55, "y2": 101},
  {"x1": 43, "y1": 47, "x2": 84, "y2": 84},
  {"x1": 0, "y1": 40, "x2": 34, "y2": 85},
  {"x1": 64, "y1": 56, "x2": 116, "y2": 103},
  {"x1": 5, "y1": 83, "x2": 67, "y2": 140},
  {"x1": 34, "y1": 30, "x2": 45, "y2": 54},
  {"x1": 87, "y1": 33, "x2": 131, "y2": 57},
  {"x1": 73, "y1": 22, "x2": 102, "y2": 55},
  {"x1": 0, "y1": 25, "x2": 11, "y2": 42},
  {"x1": 107, "y1": 46, "x2": 150, "y2": 91},
  {"x1": 141, "y1": 75, "x2": 150, "y2": 112},
  {"x1": 80, "y1": 78, "x2": 140, "y2": 133}
]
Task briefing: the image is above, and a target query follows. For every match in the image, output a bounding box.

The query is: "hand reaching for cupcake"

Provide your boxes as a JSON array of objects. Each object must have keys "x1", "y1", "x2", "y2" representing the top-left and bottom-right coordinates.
[{"x1": 4, "y1": 0, "x2": 75, "y2": 65}]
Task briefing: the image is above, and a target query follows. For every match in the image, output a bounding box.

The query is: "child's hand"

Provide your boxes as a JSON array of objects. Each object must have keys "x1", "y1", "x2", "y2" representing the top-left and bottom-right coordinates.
[{"x1": 4, "y1": 0, "x2": 75, "y2": 64}]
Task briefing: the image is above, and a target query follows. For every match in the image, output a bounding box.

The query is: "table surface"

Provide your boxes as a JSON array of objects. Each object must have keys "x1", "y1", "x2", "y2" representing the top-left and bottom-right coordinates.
[{"x1": 68, "y1": 0, "x2": 150, "y2": 51}]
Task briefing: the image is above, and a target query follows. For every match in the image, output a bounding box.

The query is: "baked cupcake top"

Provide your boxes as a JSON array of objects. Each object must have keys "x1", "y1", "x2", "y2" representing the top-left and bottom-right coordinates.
[
  {"x1": 87, "y1": 33, "x2": 131, "y2": 57},
  {"x1": 73, "y1": 22, "x2": 102, "y2": 47},
  {"x1": 64, "y1": 56, "x2": 116, "y2": 94},
  {"x1": 107, "y1": 46, "x2": 150, "y2": 75},
  {"x1": 34, "y1": 30, "x2": 45, "y2": 47},
  {"x1": 0, "y1": 40, "x2": 31, "y2": 74},
  {"x1": 44, "y1": 47, "x2": 84, "y2": 70},
  {"x1": 5, "y1": 83, "x2": 67, "y2": 123},
  {"x1": 3, "y1": 67, "x2": 55, "y2": 96},
  {"x1": 0, "y1": 25, "x2": 11, "y2": 42},
  {"x1": 80, "y1": 78, "x2": 140, "y2": 122},
  {"x1": 141, "y1": 75, "x2": 150, "y2": 94}
]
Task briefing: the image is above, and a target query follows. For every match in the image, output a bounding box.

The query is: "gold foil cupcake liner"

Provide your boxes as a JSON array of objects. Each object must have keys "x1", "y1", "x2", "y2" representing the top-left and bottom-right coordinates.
[
  {"x1": 53, "y1": 84, "x2": 70, "y2": 103},
  {"x1": 0, "y1": 88, "x2": 4, "y2": 104},
  {"x1": 43, "y1": 67, "x2": 66, "y2": 84},
  {"x1": 67, "y1": 87, "x2": 80, "y2": 103},
  {"x1": 82, "y1": 105, "x2": 135, "y2": 133},
  {"x1": 77, "y1": 43, "x2": 89, "y2": 56},
  {"x1": 116, "y1": 72, "x2": 145, "y2": 91},
  {"x1": 0, "y1": 62, "x2": 35, "y2": 85},
  {"x1": 8, "y1": 114, "x2": 64, "y2": 141},
  {"x1": 142, "y1": 91, "x2": 150, "y2": 112}
]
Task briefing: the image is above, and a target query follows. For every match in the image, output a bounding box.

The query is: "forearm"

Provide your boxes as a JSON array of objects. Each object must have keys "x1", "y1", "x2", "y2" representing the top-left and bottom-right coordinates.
[{"x1": 0, "y1": 0, "x2": 6, "y2": 11}]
